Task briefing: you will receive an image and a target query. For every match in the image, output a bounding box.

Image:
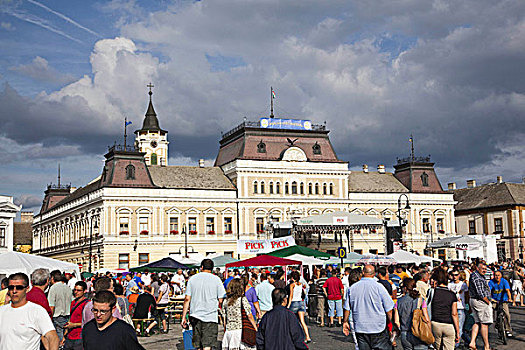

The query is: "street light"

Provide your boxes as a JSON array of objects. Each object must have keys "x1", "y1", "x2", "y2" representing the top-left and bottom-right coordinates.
[
  {"x1": 388, "y1": 194, "x2": 410, "y2": 254},
  {"x1": 88, "y1": 218, "x2": 99, "y2": 273},
  {"x1": 182, "y1": 223, "x2": 188, "y2": 258}
]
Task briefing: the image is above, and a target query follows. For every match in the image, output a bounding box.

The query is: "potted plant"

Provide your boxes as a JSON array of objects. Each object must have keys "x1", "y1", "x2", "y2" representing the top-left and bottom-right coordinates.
[
  {"x1": 170, "y1": 230, "x2": 179, "y2": 234},
  {"x1": 371, "y1": 229, "x2": 377, "y2": 233},
  {"x1": 119, "y1": 231, "x2": 129, "y2": 235},
  {"x1": 208, "y1": 230, "x2": 215, "y2": 235},
  {"x1": 224, "y1": 230, "x2": 232, "y2": 234},
  {"x1": 140, "y1": 230, "x2": 149, "y2": 235},
  {"x1": 189, "y1": 230, "x2": 197, "y2": 235}
]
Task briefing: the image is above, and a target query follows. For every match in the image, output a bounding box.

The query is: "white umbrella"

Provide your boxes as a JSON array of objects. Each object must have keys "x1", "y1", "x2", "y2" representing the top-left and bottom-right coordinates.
[{"x1": 0, "y1": 251, "x2": 80, "y2": 278}]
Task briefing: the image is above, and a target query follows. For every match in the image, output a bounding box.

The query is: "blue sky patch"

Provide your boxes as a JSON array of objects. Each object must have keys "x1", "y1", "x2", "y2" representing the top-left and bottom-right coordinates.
[{"x1": 205, "y1": 53, "x2": 246, "y2": 72}]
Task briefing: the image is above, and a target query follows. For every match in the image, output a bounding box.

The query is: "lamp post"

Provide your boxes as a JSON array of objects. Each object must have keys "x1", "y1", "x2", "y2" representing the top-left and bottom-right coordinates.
[
  {"x1": 88, "y1": 218, "x2": 99, "y2": 273},
  {"x1": 390, "y1": 194, "x2": 410, "y2": 254},
  {"x1": 183, "y1": 223, "x2": 188, "y2": 258}
]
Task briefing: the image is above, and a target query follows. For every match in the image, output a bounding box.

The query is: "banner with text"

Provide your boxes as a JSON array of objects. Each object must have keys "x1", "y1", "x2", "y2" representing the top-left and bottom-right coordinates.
[{"x1": 237, "y1": 236, "x2": 296, "y2": 254}]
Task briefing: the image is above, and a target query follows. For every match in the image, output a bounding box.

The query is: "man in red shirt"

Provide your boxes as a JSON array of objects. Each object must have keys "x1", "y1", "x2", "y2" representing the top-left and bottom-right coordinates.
[
  {"x1": 323, "y1": 271, "x2": 344, "y2": 327},
  {"x1": 62, "y1": 281, "x2": 88, "y2": 350},
  {"x1": 26, "y1": 268, "x2": 53, "y2": 318}
]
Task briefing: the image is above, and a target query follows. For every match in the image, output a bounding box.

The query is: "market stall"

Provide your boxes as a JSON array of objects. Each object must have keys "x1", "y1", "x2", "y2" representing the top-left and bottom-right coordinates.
[
  {"x1": 356, "y1": 254, "x2": 396, "y2": 265},
  {"x1": 388, "y1": 249, "x2": 440, "y2": 265},
  {"x1": 0, "y1": 251, "x2": 80, "y2": 278},
  {"x1": 130, "y1": 257, "x2": 188, "y2": 273},
  {"x1": 266, "y1": 245, "x2": 333, "y2": 258},
  {"x1": 226, "y1": 255, "x2": 302, "y2": 283}
]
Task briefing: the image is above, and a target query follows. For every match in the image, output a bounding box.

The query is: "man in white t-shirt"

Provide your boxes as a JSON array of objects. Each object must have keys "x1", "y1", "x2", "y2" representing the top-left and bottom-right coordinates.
[
  {"x1": 448, "y1": 269, "x2": 469, "y2": 344},
  {"x1": 0, "y1": 272, "x2": 59, "y2": 350},
  {"x1": 171, "y1": 269, "x2": 186, "y2": 294},
  {"x1": 141, "y1": 270, "x2": 152, "y2": 286},
  {"x1": 182, "y1": 259, "x2": 226, "y2": 350}
]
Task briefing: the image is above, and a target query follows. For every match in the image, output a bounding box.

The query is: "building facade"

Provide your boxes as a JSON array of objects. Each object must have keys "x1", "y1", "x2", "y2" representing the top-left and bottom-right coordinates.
[
  {"x1": 0, "y1": 195, "x2": 22, "y2": 252},
  {"x1": 452, "y1": 178, "x2": 525, "y2": 261},
  {"x1": 32, "y1": 91, "x2": 455, "y2": 270}
]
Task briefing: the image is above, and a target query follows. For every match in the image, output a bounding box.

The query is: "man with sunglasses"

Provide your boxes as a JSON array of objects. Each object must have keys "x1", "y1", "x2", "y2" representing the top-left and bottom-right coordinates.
[
  {"x1": 448, "y1": 269, "x2": 469, "y2": 347},
  {"x1": 0, "y1": 272, "x2": 59, "y2": 350},
  {"x1": 82, "y1": 290, "x2": 144, "y2": 350},
  {"x1": 62, "y1": 281, "x2": 88, "y2": 350}
]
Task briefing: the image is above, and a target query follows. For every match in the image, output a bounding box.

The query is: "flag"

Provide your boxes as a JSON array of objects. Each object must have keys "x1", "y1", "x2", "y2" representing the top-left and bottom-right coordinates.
[
  {"x1": 126, "y1": 121, "x2": 132, "y2": 126},
  {"x1": 272, "y1": 89, "x2": 276, "y2": 99}
]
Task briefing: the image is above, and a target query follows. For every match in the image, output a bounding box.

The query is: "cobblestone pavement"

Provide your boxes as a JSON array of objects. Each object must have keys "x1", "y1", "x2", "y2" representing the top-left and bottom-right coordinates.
[{"x1": 139, "y1": 306, "x2": 525, "y2": 349}]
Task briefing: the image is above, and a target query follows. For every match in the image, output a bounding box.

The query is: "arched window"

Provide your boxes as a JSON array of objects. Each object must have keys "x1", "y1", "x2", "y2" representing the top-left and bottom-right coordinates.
[
  {"x1": 269, "y1": 182, "x2": 274, "y2": 194},
  {"x1": 285, "y1": 182, "x2": 289, "y2": 194},
  {"x1": 276, "y1": 182, "x2": 281, "y2": 194},
  {"x1": 291, "y1": 181, "x2": 298, "y2": 195},
  {"x1": 260, "y1": 181, "x2": 265, "y2": 194},
  {"x1": 253, "y1": 181, "x2": 258, "y2": 194},
  {"x1": 323, "y1": 183, "x2": 327, "y2": 195},
  {"x1": 315, "y1": 183, "x2": 320, "y2": 195},
  {"x1": 300, "y1": 182, "x2": 304, "y2": 195},
  {"x1": 151, "y1": 153, "x2": 158, "y2": 165},
  {"x1": 308, "y1": 183, "x2": 313, "y2": 195},
  {"x1": 125, "y1": 164, "x2": 135, "y2": 180},
  {"x1": 329, "y1": 183, "x2": 334, "y2": 195}
]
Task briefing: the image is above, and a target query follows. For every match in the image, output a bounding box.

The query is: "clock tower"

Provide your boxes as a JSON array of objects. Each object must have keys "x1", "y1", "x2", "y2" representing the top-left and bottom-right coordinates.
[{"x1": 135, "y1": 84, "x2": 169, "y2": 166}]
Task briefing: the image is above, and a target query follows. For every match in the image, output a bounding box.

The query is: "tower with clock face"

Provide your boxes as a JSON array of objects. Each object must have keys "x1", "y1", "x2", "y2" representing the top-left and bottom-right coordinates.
[{"x1": 135, "y1": 86, "x2": 169, "y2": 166}]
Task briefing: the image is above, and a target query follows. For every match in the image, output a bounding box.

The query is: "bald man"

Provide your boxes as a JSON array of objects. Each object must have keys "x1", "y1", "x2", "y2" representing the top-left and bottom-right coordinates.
[{"x1": 343, "y1": 264, "x2": 394, "y2": 350}]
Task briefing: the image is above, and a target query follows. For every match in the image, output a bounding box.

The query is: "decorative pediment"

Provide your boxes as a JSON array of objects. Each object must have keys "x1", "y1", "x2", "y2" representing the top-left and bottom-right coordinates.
[
  {"x1": 185, "y1": 208, "x2": 200, "y2": 214},
  {"x1": 166, "y1": 207, "x2": 182, "y2": 214},
  {"x1": 221, "y1": 208, "x2": 236, "y2": 215},
  {"x1": 203, "y1": 207, "x2": 219, "y2": 215},
  {"x1": 281, "y1": 147, "x2": 307, "y2": 162},
  {"x1": 0, "y1": 201, "x2": 21, "y2": 213},
  {"x1": 136, "y1": 207, "x2": 153, "y2": 214}
]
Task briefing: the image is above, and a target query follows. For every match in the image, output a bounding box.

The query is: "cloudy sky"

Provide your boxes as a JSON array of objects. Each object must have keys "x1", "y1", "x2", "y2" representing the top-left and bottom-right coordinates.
[{"x1": 1, "y1": 0, "x2": 525, "y2": 213}]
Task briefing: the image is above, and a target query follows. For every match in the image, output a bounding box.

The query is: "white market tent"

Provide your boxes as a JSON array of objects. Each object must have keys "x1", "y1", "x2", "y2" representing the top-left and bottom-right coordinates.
[
  {"x1": 287, "y1": 254, "x2": 326, "y2": 265},
  {"x1": 388, "y1": 250, "x2": 440, "y2": 265},
  {"x1": 0, "y1": 251, "x2": 80, "y2": 278}
]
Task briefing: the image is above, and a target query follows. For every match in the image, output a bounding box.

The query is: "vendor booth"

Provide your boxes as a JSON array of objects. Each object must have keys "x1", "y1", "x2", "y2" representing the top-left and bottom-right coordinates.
[
  {"x1": 130, "y1": 257, "x2": 188, "y2": 273},
  {"x1": 0, "y1": 251, "x2": 80, "y2": 278},
  {"x1": 388, "y1": 249, "x2": 440, "y2": 265}
]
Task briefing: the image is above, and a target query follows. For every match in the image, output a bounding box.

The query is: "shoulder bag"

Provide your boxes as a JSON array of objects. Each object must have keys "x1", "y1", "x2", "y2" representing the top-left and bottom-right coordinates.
[
  {"x1": 241, "y1": 297, "x2": 257, "y2": 346},
  {"x1": 411, "y1": 297, "x2": 435, "y2": 345}
]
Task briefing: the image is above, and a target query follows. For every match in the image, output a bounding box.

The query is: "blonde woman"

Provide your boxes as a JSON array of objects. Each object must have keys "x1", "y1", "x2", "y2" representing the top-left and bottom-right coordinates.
[{"x1": 222, "y1": 278, "x2": 257, "y2": 350}]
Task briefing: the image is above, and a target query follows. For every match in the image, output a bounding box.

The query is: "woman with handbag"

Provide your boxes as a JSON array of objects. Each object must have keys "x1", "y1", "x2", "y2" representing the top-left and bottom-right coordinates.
[
  {"x1": 394, "y1": 277, "x2": 430, "y2": 350},
  {"x1": 221, "y1": 278, "x2": 257, "y2": 350},
  {"x1": 287, "y1": 271, "x2": 312, "y2": 343},
  {"x1": 430, "y1": 268, "x2": 460, "y2": 350}
]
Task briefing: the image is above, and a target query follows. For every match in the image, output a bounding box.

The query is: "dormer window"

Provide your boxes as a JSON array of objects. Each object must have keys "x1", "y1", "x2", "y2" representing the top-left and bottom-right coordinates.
[
  {"x1": 312, "y1": 142, "x2": 321, "y2": 155},
  {"x1": 257, "y1": 140, "x2": 266, "y2": 153},
  {"x1": 125, "y1": 164, "x2": 135, "y2": 180},
  {"x1": 421, "y1": 172, "x2": 429, "y2": 187}
]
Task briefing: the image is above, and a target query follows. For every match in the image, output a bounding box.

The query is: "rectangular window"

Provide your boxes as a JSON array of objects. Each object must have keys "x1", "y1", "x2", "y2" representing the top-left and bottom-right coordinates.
[
  {"x1": 206, "y1": 251, "x2": 216, "y2": 256},
  {"x1": 438, "y1": 249, "x2": 446, "y2": 261},
  {"x1": 354, "y1": 249, "x2": 363, "y2": 255},
  {"x1": 436, "y1": 218, "x2": 444, "y2": 232},
  {"x1": 224, "y1": 217, "x2": 233, "y2": 233},
  {"x1": 260, "y1": 182, "x2": 265, "y2": 194},
  {"x1": 269, "y1": 183, "x2": 274, "y2": 194},
  {"x1": 0, "y1": 227, "x2": 5, "y2": 247},
  {"x1": 119, "y1": 217, "x2": 129, "y2": 234},
  {"x1": 206, "y1": 217, "x2": 215, "y2": 233},
  {"x1": 285, "y1": 183, "x2": 289, "y2": 194},
  {"x1": 468, "y1": 220, "x2": 476, "y2": 234},
  {"x1": 139, "y1": 217, "x2": 149, "y2": 234},
  {"x1": 369, "y1": 249, "x2": 378, "y2": 254},
  {"x1": 139, "y1": 253, "x2": 149, "y2": 265},
  {"x1": 224, "y1": 251, "x2": 234, "y2": 258},
  {"x1": 170, "y1": 217, "x2": 179, "y2": 233},
  {"x1": 422, "y1": 218, "x2": 430, "y2": 233},
  {"x1": 189, "y1": 217, "x2": 197, "y2": 233},
  {"x1": 494, "y1": 218, "x2": 503, "y2": 233},
  {"x1": 276, "y1": 183, "x2": 280, "y2": 194},
  {"x1": 118, "y1": 254, "x2": 129, "y2": 269},
  {"x1": 256, "y1": 218, "x2": 264, "y2": 233}
]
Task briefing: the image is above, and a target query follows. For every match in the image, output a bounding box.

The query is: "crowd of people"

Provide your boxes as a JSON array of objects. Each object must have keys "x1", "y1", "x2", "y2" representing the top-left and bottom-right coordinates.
[{"x1": 0, "y1": 258, "x2": 523, "y2": 350}]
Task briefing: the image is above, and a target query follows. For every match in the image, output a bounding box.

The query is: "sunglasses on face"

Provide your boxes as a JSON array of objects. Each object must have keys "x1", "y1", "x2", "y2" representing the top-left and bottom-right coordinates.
[
  {"x1": 7, "y1": 285, "x2": 27, "y2": 291},
  {"x1": 73, "y1": 289, "x2": 84, "y2": 292},
  {"x1": 91, "y1": 308, "x2": 111, "y2": 315}
]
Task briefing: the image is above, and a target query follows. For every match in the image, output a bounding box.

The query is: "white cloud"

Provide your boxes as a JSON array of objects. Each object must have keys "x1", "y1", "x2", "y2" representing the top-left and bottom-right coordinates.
[
  {"x1": 1, "y1": 22, "x2": 14, "y2": 31},
  {"x1": 9, "y1": 56, "x2": 76, "y2": 84}
]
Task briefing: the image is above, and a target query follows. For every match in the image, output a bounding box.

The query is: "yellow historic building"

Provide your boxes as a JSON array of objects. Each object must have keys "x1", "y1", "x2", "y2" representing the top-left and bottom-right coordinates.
[{"x1": 32, "y1": 90, "x2": 456, "y2": 270}]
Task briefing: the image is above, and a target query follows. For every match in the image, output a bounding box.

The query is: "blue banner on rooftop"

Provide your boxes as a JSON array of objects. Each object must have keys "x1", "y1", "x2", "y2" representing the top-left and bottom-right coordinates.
[{"x1": 260, "y1": 117, "x2": 312, "y2": 130}]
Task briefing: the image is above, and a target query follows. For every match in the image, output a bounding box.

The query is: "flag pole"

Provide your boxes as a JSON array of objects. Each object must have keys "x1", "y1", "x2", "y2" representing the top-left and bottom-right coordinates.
[
  {"x1": 410, "y1": 134, "x2": 414, "y2": 161},
  {"x1": 124, "y1": 117, "x2": 128, "y2": 149},
  {"x1": 270, "y1": 86, "x2": 274, "y2": 118}
]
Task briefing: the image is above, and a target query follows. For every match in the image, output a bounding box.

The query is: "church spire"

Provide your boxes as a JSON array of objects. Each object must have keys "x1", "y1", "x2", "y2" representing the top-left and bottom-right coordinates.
[{"x1": 137, "y1": 82, "x2": 165, "y2": 132}]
